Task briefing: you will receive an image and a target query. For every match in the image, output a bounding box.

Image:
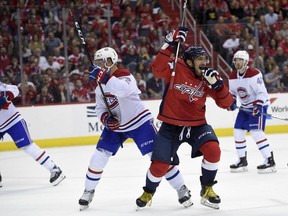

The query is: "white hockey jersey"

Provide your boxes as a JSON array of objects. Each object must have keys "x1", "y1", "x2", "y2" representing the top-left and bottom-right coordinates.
[
  {"x1": 229, "y1": 67, "x2": 270, "y2": 108},
  {"x1": 0, "y1": 82, "x2": 23, "y2": 132},
  {"x1": 95, "y1": 67, "x2": 153, "y2": 132}
]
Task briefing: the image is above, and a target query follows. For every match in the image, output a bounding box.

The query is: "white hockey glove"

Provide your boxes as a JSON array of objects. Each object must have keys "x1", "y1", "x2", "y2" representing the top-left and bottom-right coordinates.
[
  {"x1": 202, "y1": 68, "x2": 224, "y2": 90},
  {"x1": 161, "y1": 26, "x2": 188, "y2": 50}
]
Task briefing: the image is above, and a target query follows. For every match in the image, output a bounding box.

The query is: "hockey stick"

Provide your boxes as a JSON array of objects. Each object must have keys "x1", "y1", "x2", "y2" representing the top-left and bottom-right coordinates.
[
  {"x1": 169, "y1": 0, "x2": 187, "y2": 90},
  {"x1": 66, "y1": 0, "x2": 112, "y2": 116},
  {"x1": 238, "y1": 107, "x2": 288, "y2": 121}
]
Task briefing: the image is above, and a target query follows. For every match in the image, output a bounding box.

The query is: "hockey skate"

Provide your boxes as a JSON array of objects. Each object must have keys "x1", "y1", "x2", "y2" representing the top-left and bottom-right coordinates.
[
  {"x1": 50, "y1": 166, "x2": 65, "y2": 186},
  {"x1": 177, "y1": 185, "x2": 193, "y2": 208},
  {"x1": 79, "y1": 190, "x2": 95, "y2": 211},
  {"x1": 0, "y1": 173, "x2": 2, "y2": 188},
  {"x1": 257, "y1": 152, "x2": 276, "y2": 174},
  {"x1": 136, "y1": 188, "x2": 154, "y2": 210},
  {"x1": 200, "y1": 180, "x2": 221, "y2": 209},
  {"x1": 230, "y1": 155, "x2": 248, "y2": 173}
]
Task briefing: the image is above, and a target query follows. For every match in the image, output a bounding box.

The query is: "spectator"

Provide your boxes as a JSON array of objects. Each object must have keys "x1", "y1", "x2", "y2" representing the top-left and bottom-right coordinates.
[
  {"x1": 146, "y1": 74, "x2": 162, "y2": 99},
  {"x1": 135, "y1": 72, "x2": 148, "y2": 99},
  {"x1": 34, "y1": 86, "x2": 55, "y2": 104},
  {"x1": 222, "y1": 32, "x2": 240, "y2": 64},
  {"x1": 0, "y1": 47, "x2": 10, "y2": 76},
  {"x1": 44, "y1": 32, "x2": 63, "y2": 56},
  {"x1": 264, "y1": 6, "x2": 278, "y2": 27},
  {"x1": 41, "y1": 55, "x2": 61, "y2": 73},
  {"x1": 280, "y1": 64, "x2": 288, "y2": 91},
  {"x1": 71, "y1": 79, "x2": 90, "y2": 102},
  {"x1": 264, "y1": 64, "x2": 283, "y2": 93},
  {"x1": 273, "y1": 46, "x2": 287, "y2": 69}
]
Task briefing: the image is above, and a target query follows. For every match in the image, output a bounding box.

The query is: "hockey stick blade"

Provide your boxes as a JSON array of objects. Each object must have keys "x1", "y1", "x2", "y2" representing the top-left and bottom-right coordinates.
[{"x1": 238, "y1": 107, "x2": 288, "y2": 121}]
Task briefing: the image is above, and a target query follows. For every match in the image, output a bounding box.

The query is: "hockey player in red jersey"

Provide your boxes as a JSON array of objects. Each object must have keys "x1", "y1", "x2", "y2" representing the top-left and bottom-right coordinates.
[
  {"x1": 228, "y1": 50, "x2": 276, "y2": 173},
  {"x1": 78, "y1": 47, "x2": 192, "y2": 210},
  {"x1": 136, "y1": 27, "x2": 233, "y2": 210}
]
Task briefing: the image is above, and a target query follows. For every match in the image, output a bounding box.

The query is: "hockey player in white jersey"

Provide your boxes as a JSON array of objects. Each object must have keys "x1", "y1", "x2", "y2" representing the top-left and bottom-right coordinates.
[
  {"x1": 0, "y1": 82, "x2": 65, "y2": 186},
  {"x1": 78, "y1": 47, "x2": 192, "y2": 211},
  {"x1": 228, "y1": 50, "x2": 276, "y2": 173}
]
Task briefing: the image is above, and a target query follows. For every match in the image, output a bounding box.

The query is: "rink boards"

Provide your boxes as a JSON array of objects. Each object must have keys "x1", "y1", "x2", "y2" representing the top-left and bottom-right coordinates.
[{"x1": 1, "y1": 93, "x2": 287, "y2": 151}]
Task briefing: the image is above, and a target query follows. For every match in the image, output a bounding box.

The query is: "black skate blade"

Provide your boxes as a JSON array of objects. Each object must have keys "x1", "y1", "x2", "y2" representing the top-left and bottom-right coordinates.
[
  {"x1": 201, "y1": 199, "x2": 219, "y2": 209},
  {"x1": 51, "y1": 174, "x2": 66, "y2": 186}
]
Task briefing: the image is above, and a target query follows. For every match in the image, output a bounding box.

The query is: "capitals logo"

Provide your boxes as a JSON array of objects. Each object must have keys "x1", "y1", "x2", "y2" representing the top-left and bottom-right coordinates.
[{"x1": 174, "y1": 82, "x2": 204, "y2": 102}]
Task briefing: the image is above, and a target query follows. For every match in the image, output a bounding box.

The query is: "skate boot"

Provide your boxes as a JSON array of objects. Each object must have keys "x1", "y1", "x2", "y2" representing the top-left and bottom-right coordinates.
[
  {"x1": 50, "y1": 166, "x2": 66, "y2": 186},
  {"x1": 230, "y1": 153, "x2": 248, "y2": 173},
  {"x1": 200, "y1": 180, "x2": 221, "y2": 209},
  {"x1": 136, "y1": 187, "x2": 154, "y2": 209},
  {"x1": 0, "y1": 173, "x2": 2, "y2": 188},
  {"x1": 257, "y1": 152, "x2": 276, "y2": 174},
  {"x1": 177, "y1": 185, "x2": 193, "y2": 208},
  {"x1": 79, "y1": 190, "x2": 95, "y2": 211}
]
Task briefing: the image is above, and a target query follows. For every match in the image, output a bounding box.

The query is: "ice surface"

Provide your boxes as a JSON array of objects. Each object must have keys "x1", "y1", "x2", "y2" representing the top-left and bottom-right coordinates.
[{"x1": 0, "y1": 134, "x2": 288, "y2": 216}]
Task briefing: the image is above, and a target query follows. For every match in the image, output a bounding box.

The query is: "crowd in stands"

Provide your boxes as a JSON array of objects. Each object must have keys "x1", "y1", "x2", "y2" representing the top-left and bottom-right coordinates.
[
  {"x1": 194, "y1": 0, "x2": 288, "y2": 93},
  {"x1": 0, "y1": 0, "x2": 174, "y2": 105},
  {"x1": 1, "y1": 0, "x2": 288, "y2": 107}
]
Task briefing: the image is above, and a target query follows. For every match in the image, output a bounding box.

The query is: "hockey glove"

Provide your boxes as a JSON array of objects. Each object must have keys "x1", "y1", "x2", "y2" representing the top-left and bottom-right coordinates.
[
  {"x1": 252, "y1": 100, "x2": 263, "y2": 117},
  {"x1": 202, "y1": 68, "x2": 223, "y2": 90},
  {"x1": 89, "y1": 66, "x2": 110, "y2": 84},
  {"x1": 228, "y1": 96, "x2": 237, "y2": 111},
  {"x1": 0, "y1": 91, "x2": 11, "y2": 110},
  {"x1": 162, "y1": 26, "x2": 188, "y2": 49},
  {"x1": 100, "y1": 112, "x2": 120, "y2": 131}
]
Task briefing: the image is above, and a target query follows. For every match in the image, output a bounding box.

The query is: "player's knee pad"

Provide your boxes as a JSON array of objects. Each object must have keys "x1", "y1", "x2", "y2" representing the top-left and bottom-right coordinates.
[
  {"x1": 234, "y1": 128, "x2": 247, "y2": 141},
  {"x1": 200, "y1": 141, "x2": 221, "y2": 163},
  {"x1": 150, "y1": 160, "x2": 169, "y2": 177},
  {"x1": 89, "y1": 148, "x2": 112, "y2": 171},
  {"x1": 250, "y1": 129, "x2": 266, "y2": 142}
]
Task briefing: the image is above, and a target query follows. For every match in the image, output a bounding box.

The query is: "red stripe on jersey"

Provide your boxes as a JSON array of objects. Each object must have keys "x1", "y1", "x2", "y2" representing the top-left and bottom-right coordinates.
[
  {"x1": 235, "y1": 140, "x2": 246, "y2": 144},
  {"x1": 88, "y1": 168, "x2": 103, "y2": 174},
  {"x1": 256, "y1": 138, "x2": 267, "y2": 145},
  {"x1": 36, "y1": 151, "x2": 46, "y2": 161}
]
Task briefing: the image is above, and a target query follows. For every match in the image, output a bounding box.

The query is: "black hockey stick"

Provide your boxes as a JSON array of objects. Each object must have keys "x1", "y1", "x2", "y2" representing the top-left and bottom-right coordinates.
[
  {"x1": 238, "y1": 107, "x2": 288, "y2": 121},
  {"x1": 66, "y1": 0, "x2": 112, "y2": 116},
  {"x1": 169, "y1": 0, "x2": 187, "y2": 90}
]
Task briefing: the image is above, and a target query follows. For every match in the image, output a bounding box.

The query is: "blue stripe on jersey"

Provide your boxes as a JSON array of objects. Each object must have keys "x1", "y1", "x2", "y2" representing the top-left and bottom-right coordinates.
[
  {"x1": 236, "y1": 146, "x2": 246, "y2": 150},
  {"x1": 41, "y1": 156, "x2": 50, "y2": 165},
  {"x1": 119, "y1": 112, "x2": 151, "y2": 131},
  {"x1": 166, "y1": 170, "x2": 180, "y2": 181},
  {"x1": 86, "y1": 175, "x2": 100, "y2": 181},
  {"x1": 0, "y1": 112, "x2": 21, "y2": 130}
]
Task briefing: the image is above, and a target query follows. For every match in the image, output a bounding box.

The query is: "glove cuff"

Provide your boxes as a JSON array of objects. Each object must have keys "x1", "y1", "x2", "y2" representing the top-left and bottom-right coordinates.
[{"x1": 100, "y1": 112, "x2": 109, "y2": 125}]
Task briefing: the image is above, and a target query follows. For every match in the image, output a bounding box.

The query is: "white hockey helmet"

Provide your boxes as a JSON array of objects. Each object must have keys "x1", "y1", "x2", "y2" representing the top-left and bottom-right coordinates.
[
  {"x1": 233, "y1": 50, "x2": 249, "y2": 69},
  {"x1": 94, "y1": 47, "x2": 118, "y2": 68}
]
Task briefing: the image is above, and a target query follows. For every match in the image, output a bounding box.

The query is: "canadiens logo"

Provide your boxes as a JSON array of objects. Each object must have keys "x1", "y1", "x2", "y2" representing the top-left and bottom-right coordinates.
[
  {"x1": 174, "y1": 82, "x2": 204, "y2": 102},
  {"x1": 104, "y1": 93, "x2": 118, "y2": 109},
  {"x1": 237, "y1": 87, "x2": 250, "y2": 99}
]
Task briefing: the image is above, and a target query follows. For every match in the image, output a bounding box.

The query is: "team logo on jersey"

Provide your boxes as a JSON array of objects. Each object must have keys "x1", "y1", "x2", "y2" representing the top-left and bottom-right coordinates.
[
  {"x1": 237, "y1": 87, "x2": 250, "y2": 99},
  {"x1": 104, "y1": 93, "x2": 118, "y2": 110},
  {"x1": 174, "y1": 83, "x2": 204, "y2": 101}
]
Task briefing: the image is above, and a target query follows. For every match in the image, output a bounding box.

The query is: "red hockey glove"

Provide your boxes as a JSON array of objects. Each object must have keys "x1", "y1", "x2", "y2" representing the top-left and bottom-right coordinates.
[
  {"x1": 0, "y1": 91, "x2": 11, "y2": 110},
  {"x1": 252, "y1": 101, "x2": 263, "y2": 117},
  {"x1": 89, "y1": 66, "x2": 110, "y2": 84},
  {"x1": 100, "y1": 112, "x2": 120, "y2": 131},
  {"x1": 202, "y1": 68, "x2": 223, "y2": 90}
]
